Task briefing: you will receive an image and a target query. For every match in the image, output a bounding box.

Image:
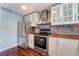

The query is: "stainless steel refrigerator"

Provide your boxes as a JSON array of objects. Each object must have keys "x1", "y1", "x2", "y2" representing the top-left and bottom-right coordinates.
[{"x1": 17, "y1": 18, "x2": 30, "y2": 48}]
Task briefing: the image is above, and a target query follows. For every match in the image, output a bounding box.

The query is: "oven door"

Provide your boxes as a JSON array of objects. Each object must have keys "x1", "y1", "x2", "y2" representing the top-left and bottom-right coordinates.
[{"x1": 34, "y1": 36, "x2": 47, "y2": 50}]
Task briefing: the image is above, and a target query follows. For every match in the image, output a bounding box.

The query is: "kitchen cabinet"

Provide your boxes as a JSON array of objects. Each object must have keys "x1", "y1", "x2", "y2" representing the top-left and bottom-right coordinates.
[
  {"x1": 57, "y1": 38, "x2": 79, "y2": 56},
  {"x1": 28, "y1": 34, "x2": 34, "y2": 49},
  {"x1": 63, "y1": 3, "x2": 74, "y2": 23},
  {"x1": 17, "y1": 19, "x2": 28, "y2": 48},
  {"x1": 48, "y1": 37, "x2": 57, "y2": 56},
  {"x1": 18, "y1": 36, "x2": 27, "y2": 48},
  {"x1": 25, "y1": 12, "x2": 39, "y2": 27},
  {"x1": 48, "y1": 37, "x2": 79, "y2": 56},
  {"x1": 76, "y1": 3, "x2": 79, "y2": 22},
  {"x1": 31, "y1": 13, "x2": 39, "y2": 26},
  {"x1": 51, "y1": 3, "x2": 79, "y2": 25},
  {"x1": 18, "y1": 19, "x2": 26, "y2": 36},
  {"x1": 51, "y1": 4, "x2": 62, "y2": 24},
  {"x1": 24, "y1": 16, "x2": 35, "y2": 34}
]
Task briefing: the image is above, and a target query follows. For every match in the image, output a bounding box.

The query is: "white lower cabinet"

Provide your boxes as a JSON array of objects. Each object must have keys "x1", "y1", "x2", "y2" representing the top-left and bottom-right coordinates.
[
  {"x1": 49, "y1": 37, "x2": 57, "y2": 56},
  {"x1": 28, "y1": 34, "x2": 34, "y2": 49},
  {"x1": 48, "y1": 37, "x2": 79, "y2": 56}
]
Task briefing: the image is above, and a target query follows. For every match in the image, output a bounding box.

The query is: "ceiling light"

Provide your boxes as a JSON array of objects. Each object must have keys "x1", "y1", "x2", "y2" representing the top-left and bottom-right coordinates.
[{"x1": 21, "y1": 5, "x2": 26, "y2": 10}]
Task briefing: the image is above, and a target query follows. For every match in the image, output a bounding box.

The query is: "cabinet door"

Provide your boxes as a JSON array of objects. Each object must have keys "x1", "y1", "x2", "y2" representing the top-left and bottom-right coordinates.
[
  {"x1": 18, "y1": 36, "x2": 27, "y2": 48},
  {"x1": 35, "y1": 13, "x2": 38, "y2": 25},
  {"x1": 51, "y1": 7, "x2": 57, "y2": 24},
  {"x1": 18, "y1": 20, "x2": 22, "y2": 35},
  {"x1": 63, "y1": 4, "x2": 68, "y2": 23},
  {"x1": 56, "y1": 38, "x2": 64, "y2": 56},
  {"x1": 57, "y1": 38, "x2": 79, "y2": 56},
  {"x1": 76, "y1": 3, "x2": 79, "y2": 22},
  {"x1": 63, "y1": 3, "x2": 74, "y2": 23},
  {"x1": 30, "y1": 13, "x2": 39, "y2": 26},
  {"x1": 56, "y1": 5, "x2": 62, "y2": 23},
  {"x1": 51, "y1": 4, "x2": 62, "y2": 25},
  {"x1": 28, "y1": 34, "x2": 34, "y2": 49},
  {"x1": 31, "y1": 13, "x2": 36, "y2": 26},
  {"x1": 30, "y1": 15, "x2": 33, "y2": 26},
  {"x1": 67, "y1": 3, "x2": 74, "y2": 22},
  {"x1": 18, "y1": 20, "x2": 25, "y2": 36},
  {"x1": 48, "y1": 37, "x2": 57, "y2": 56}
]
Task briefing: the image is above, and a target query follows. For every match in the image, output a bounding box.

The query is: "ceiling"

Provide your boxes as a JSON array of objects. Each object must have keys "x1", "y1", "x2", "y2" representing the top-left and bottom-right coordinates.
[{"x1": 0, "y1": 3, "x2": 54, "y2": 16}]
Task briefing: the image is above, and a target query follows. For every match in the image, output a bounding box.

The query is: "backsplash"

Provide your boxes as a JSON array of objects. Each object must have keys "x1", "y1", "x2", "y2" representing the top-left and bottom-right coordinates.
[{"x1": 51, "y1": 25, "x2": 79, "y2": 35}]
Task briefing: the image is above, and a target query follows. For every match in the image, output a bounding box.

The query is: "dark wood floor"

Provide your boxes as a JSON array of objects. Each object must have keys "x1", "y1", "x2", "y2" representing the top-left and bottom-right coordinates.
[{"x1": 0, "y1": 46, "x2": 41, "y2": 56}]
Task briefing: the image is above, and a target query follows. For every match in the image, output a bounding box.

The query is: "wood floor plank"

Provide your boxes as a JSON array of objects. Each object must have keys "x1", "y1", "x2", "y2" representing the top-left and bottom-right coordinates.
[{"x1": 0, "y1": 46, "x2": 41, "y2": 56}]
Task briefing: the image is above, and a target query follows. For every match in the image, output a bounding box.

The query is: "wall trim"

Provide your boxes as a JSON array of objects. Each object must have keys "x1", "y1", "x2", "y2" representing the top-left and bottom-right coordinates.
[{"x1": 0, "y1": 44, "x2": 17, "y2": 52}]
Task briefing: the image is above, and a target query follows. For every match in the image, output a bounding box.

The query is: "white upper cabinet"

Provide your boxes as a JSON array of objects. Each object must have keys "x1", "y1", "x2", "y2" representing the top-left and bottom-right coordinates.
[
  {"x1": 51, "y1": 3, "x2": 79, "y2": 25},
  {"x1": 51, "y1": 4, "x2": 62, "y2": 24},
  {"x1": 26, "y1": 12, "x2": 39, "y2": 27},
  {"x1": 76, "y1": 3, "x2": 79, "y2": 22},
  {"x1": 63, "y1": 3, "x2": 74, "y2": 23}
]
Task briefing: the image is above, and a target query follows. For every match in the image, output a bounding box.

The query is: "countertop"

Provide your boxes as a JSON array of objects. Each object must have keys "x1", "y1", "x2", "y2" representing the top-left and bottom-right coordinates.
[
  {"x1": 29, "y1": 33, "x2": 79, "y2": 39},
  {"x1": 48, "y1": 34, "x2": 79, "y2": 39}
]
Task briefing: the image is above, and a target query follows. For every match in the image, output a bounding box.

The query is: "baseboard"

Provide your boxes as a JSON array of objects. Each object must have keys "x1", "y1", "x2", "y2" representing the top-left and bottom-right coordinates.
[{"x1": 0, "y1": 44, "x2": 17, "y2": 52}]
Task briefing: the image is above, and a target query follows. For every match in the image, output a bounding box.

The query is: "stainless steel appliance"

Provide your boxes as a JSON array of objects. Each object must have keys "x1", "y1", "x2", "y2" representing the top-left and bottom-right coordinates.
[
  {"x1": 34, "y1": 23, "x2": 51, "y2": 55},
  {"x1": 39, "y1": 9, "x2": 49, "y2": 24},
  {"x1": 41, "y1": 9, "x2": 48, "y2": 19},
  {"x1": 17, "y1": 19, "x2": 30, "y2": 48},
  {"x1": 35, "y1": 35, "x2": 47, "y2": 50}
]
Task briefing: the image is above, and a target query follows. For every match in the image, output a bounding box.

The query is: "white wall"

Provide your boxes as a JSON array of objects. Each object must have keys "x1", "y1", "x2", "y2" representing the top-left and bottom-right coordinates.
[{"x1": 0, "y1": 8, "x2": 22, "y2": 52}]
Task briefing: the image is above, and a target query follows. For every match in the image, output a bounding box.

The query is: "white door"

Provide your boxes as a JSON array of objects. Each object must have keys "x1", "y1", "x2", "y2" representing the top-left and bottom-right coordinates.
[
  {"x1": 48, "y1": 37, "x2": 57, "y2": 56},
  {"x1": 57, "y1": 38, "x2": 79, "y2": 56}
]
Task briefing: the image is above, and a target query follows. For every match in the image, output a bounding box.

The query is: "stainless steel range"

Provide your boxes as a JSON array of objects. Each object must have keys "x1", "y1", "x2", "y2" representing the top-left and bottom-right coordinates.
[{"x1": 34, "y1": 23, "x2": 51, "y2": 55}]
